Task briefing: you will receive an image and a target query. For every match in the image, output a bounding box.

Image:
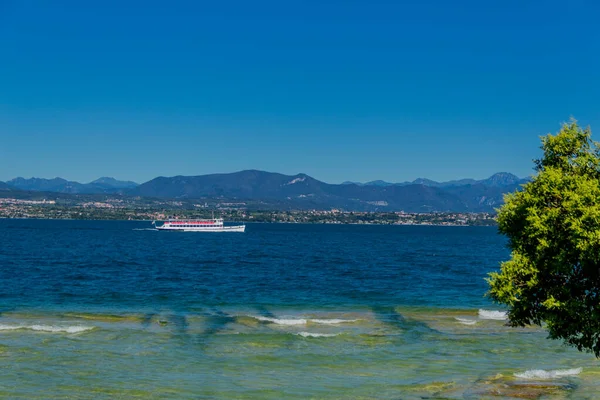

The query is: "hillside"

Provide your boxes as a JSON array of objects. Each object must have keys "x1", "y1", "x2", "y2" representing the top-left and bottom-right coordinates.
[
  {"x1": 351, "y1": 172, "x2": 528, "y2": 188},
  {"x1": 90, "y1": 177, "x2": 139, "y2": 189},
  {"x1": 2, "y1": 170, "x2": 527, "y2": 212},
  {"x1": 129, "y1": 170, "x2": 526, "y2": 212},
  {"x1": 8, "y1": 177, "x2": 138, "y2": 194}
]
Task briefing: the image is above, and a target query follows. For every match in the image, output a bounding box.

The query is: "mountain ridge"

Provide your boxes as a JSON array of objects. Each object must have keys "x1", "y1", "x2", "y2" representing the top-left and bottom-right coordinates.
[
  {"x1": 129, "y1": 170, "x2": 527, "y2": 212},
  {"x1": 90, "y1": 177, "x2": 139, "y2": 189},
  {"x1": 0, "y1": 181, "x2": 13, "y2": 191},
  {"x1": 7, "y1": 177, "x2": 139, "y2": 194},
  {"x1": 345, "y1": 172, "x2": 528, "y2": 188},
  {"x1": 3, "y1": 171, "x2": 529, "y2": 212}
]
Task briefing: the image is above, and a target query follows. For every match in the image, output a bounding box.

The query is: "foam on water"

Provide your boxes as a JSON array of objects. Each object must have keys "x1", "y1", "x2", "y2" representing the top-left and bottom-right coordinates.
[
  {"x1": 254, "y1": 316, "x2": 307, "y2": 325},
  {"x1": 455, "y1": 317, "x2": 477, "y2": 325},
  {"x1": 514, "y1": 367, "x2": 582, "y2": 380},
  {"x1": 252, "y1": 316, "x2": 358, "y2": 325},
  {"x1": 310, "y1": 319, "x2": 358, "y2": 324},
  {"x1": 0, "y1": 324, "x2": 95, "y2": 333},
  {"x1": 296, "y1": 332, "x2": 339, "y2": 338},
  {"x1": 478, "y1": 309, "x2": 508, "y2": 320},
  {"x1": 4, "y1": 219, "x2": 599, "y2": 397}
]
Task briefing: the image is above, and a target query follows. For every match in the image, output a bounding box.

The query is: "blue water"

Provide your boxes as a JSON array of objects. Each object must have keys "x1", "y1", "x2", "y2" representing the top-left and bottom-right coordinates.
[
  {"x1": 0, "y1": 220, "x2": 597, "y2": 399},
  {"x1": 1, "y1": 220, "x2": 505, "y2": 311}
]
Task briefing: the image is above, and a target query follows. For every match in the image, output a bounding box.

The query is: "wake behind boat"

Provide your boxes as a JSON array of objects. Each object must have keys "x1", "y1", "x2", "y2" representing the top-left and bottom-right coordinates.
[{"x1": 152, "y1": 218, "x2": 245, "y2": 232}]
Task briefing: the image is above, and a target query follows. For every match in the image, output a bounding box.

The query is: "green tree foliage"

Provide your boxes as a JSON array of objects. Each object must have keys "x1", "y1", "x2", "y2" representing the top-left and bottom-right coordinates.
[{"x1": 488, "y1": 119, "x2": 600, "y2": 356}]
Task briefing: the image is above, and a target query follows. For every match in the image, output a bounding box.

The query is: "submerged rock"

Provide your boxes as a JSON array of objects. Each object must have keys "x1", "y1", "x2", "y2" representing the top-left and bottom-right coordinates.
[
  {"x1": 63, "y1": 312, "x2": 144, "y2": 323},
  {"x1": 382, "y1": 381, "x2": 457, "y2": 399},
  {"x1": 466, "y1": 373, "x2": 577, "y2": 399}
]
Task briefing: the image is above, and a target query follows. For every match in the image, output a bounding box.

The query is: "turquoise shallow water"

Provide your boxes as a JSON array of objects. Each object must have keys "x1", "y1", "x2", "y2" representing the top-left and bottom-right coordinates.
[{"x1": 0, "y1": 220, "x2": 598, "y2": 398}]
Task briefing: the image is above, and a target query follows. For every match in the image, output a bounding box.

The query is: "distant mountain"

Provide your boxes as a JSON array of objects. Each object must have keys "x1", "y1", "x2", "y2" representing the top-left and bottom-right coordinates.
[
  {"x1": 343, "y1": 180, "x2": 394, "y2": 187},
  {"x1": 90, "y1": 177, "x2": 138, "y2": 189},
  {"x1": 5, "y1": 171, "x2": 529, "y2": 212},
  {"x1": 364, "y1": 180, "x2": 394, "y2": 187},
  {"x1": 8, "y1": 177, "x2": 137, "y2": 194},
  {"x1": 341, "y1": 181, "x2": 362, "y2": 186},
  {"x1": 354, "y1": 173, "x2": 527, "y2": 188},
  {"x1": 478, "y1": 172, "x2": 525, "y2": 187},
  {"x1": 131, "y1": 170, "x2": 326, "y2": 201},
  {"x1": 437, "y1": 178, "x2": 478, "y2": 187},
  {"x1": 0, "y1": 181, "x2": 13, "y2": 191},
  {"x1": 443, "y1": 182, "x2": 522, "y2": 209},
  {"x1": 411, "y1": 178, "x2": 440, "y2": 186},
  {"x1": 8, "y1": 177, "x2": 89, "y2": 193},
  {"x1": 130, "y1": 169, "x2": 526, "y2": 212}
]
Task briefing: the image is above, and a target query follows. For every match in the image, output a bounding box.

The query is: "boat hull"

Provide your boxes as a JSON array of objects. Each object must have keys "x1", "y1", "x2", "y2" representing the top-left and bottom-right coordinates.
[{"x1": 156, "y1": 225, "x2": 245, "y2": 233}]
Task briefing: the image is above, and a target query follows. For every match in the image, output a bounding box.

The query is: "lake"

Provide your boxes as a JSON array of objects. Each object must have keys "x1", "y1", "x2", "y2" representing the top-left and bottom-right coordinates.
[{"x1": 0, "y1": 220, "x2": 596, "y2": 398}]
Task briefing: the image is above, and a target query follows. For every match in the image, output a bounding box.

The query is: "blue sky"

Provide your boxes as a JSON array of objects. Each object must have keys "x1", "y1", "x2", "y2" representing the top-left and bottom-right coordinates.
[{"x1": 1, "y1": 0, "x2": 599, "y2": 184}]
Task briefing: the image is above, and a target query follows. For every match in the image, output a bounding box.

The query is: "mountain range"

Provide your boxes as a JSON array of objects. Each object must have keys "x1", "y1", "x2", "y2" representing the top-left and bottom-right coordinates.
[
  {"x1": 3, "y1": 177, "x2": 138, "y2": 194},
  {"x1": 0, "y1": 171, "x2": 529, "y2": 213},
  {"x1": 342, "y1": 172, "x2": 527, "y2": 188},
  {"x1": 0, "y1": 171, "x2": 529, "y2": 212}
]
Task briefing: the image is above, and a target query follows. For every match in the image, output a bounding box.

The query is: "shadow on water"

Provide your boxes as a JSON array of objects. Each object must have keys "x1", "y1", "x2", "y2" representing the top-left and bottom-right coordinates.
[
  {"x1": 189, "y1": 308, "x2": 238, "y2": 352},
  {"x1": 203, "y1": 308, "x2": 234, "y2": 336},
  {"x1": 141, "y1": 312, "x2": 188, "y2": 336},
  {"x1": 370, "y1": 305, "x2": 441, "y2": 338},
  {"x1": 167, "y1": 313, "x2": 188, "y2": 336},
  {"x1": 254, "y1": 305, "x2": 278, "y2": 319},
  {"x1": 141, "y1": 313, "x2": 156, "y2": 329}
]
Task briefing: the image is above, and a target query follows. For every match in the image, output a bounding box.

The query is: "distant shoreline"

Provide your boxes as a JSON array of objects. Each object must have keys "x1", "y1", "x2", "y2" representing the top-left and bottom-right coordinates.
[
  {"x1": 0, "y1": 199, "x2": 497, "y2": 226},
  {"x1": 0, "y1": 216, "x2": 497, "y2": 227}
]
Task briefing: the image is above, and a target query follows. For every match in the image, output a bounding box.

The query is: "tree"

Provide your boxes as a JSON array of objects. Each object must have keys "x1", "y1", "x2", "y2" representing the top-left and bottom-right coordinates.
[{"x1": 487, "y1": 119, "x2": 600, "y2": 356}]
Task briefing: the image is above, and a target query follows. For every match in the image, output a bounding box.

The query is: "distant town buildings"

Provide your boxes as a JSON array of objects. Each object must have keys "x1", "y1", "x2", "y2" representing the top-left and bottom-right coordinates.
[
  {"x1": 0, "y1": 197, "x2": 496, "y2": 226},
  {"x1": 0, "y1": 198, "x2": 55, "y2": 205}
]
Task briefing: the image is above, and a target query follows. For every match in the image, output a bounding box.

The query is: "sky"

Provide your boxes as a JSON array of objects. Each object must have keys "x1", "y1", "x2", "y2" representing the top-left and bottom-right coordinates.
[{"x1": 1, "y1": 0, "x2": 599, "y2": 184}]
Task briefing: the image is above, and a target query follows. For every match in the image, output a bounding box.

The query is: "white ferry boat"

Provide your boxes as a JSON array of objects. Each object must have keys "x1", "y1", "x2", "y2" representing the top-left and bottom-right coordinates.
[{"x1": 152, "y1": 218, "x2": 245, "y2": 232}]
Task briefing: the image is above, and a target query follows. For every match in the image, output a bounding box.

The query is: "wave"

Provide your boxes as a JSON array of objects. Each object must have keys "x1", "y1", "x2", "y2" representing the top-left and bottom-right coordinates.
[
  {"x1": 514, "y1": 367, "x2": 582, "y2": 379},
  {"x1": 254, "y1": 316, "x2": 307, "y2": 325},
  {"x1": 296, "y1": 332, "x2": 339, "y2": 338},
  {"x1": 132, "y1": 228, "x2": 158, "y2": 231},
  {"x1": 252, "y1": 316, "x2": 358, "y2": 325},
  {"x1": 0, "y1": 324, "x2": 94, "y2": 333},
  {"x1": 478, "y1": 309, "x2": 508, "y2": 320},
  {"x1": 310, "y1": 319, "x2": 358, "y2": 324},
  {"x1": 455, "y1": 317, "x2": 477, "y2": 325}
]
